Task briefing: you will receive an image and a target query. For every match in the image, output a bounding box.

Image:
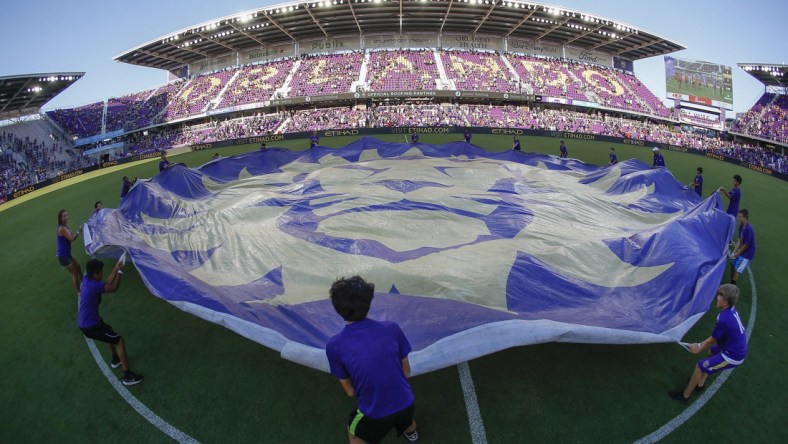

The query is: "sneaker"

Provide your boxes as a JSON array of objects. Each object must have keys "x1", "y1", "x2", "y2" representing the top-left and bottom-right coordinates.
[
  {"x1": 404, "y1": 430, "x2": 419, "y2": 443},
  {"x1": 110, "y1": 356, "x2": 121, "y2": 369},
  {"x1": 122, "y1": 372, "x2": 144, "y2": 386},
  {"x1": 668, "y1": 390, "x2": 689, "y2": 404},
  {"x1": 695, "y1": 385, "x2": 705, "y2": 394}
]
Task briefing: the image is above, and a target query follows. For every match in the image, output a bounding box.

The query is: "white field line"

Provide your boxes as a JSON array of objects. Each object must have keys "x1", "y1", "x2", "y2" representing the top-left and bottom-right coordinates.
[
  {"x1": 458, "y1": 361, "x2": 488, "y2": 444},
  {"x1": 85, "y1": 338, "x2": 200, "y2": 443}
]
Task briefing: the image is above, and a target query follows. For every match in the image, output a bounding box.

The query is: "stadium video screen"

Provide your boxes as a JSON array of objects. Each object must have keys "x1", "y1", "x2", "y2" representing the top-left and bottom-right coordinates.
[{"x1": 665, "y1": 56, "x2": 733, "y2": 110}]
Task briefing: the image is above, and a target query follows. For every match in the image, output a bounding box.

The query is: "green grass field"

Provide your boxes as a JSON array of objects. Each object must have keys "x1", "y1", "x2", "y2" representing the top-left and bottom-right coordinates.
[
  {"x1": 666, "y1": 78, "x2": 732, "y2": 105},
  {"x1": 1, "y1": 134, "x2": 786, "y2": 443}
]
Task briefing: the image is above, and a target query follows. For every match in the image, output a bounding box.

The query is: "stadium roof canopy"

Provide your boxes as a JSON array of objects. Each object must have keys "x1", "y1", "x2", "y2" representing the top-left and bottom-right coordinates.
[
  {"x1": 738, "y1": 64, "x2": 788, "y2": 88},
  {"x1": 115, "y1": 0, "x2": 684, "y2": 72},
  {"x1": 0, "y1": 73, "x2": 84, "y2": 119}
]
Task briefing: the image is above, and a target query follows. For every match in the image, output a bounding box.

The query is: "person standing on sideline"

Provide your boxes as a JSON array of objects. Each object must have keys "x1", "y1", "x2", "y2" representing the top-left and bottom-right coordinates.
[
  {"x1": 57, "y1": 209, "x2": 82, "y2": 297},
  {"x1": 79, "y1": 259, "x2": 144, "y2": 386},
  {"x1": 652, "y1": 147, "x2": 666, "y2": 168},
  {"x1": 608, "y1": 147, "x2": 618, "y2": 165},
  {"x1": 512, "y1": 136, "x2": 522, "y2": 151},
  {"x1": 158, "y1": 150, "x2": 172, "y2": 172},
  {"x1": 463, "y1": 128, "x2": 472, "y2": 143},
  {"x1": 689, "y1": 167, "x2": 703, "y2": 196},
  {"x1": 120, "y1": 176, "x2": 137, "y2": 198},
  {"x1": 669, "y1": 284, "x2": 747, "y2": 403},
  {"x1": 719, "y1": 174, "x2": 742, "y2": 217},
  {"x1": 310, "y1": 132, "x2": 320, "y2": 148},
  {"x1": 559, "y1": 141, "x2": 568, "y2": 158},
  {"x1": 411, "y1": 133, "x2": 419, "y2": 144},
  {"x1": 729, "y1": 209, "x2": 756, "y2": 286},
  {"x1": 326, "y1": 276, "x2": 420, "y2": 443}
]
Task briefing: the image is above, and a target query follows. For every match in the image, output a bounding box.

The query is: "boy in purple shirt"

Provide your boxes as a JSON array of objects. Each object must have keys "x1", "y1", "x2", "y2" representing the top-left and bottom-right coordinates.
[
  {"x1": 608, "y1": 147, "x2": 618, "y2": 165},
  {"x1": 79, "y1": 259, "x2": 143, "y2": 386},
  {"x1": 688, "y1": 167, "x2": 703, "y2": 196},
  {"x1": 730, "y1": 209, "x2": 756, "y2": 286},
  {"x1": 719, "y1": 174, "x2": 742, "y2": 216},
  {"x1": 158, "y1": 150, "x2": 172, "y2": 172},
  {"x1": 669, "y1": 284, "x2": 747, "y2": 403},
  {"x1": 326, "y1": 276, "x2": 419, "y2": 443}
]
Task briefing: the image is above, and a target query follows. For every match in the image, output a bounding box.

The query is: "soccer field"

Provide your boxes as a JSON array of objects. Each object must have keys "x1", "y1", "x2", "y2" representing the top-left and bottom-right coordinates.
[
  {"x1": 666, "y1": 79, "x2": 732, "y2": 104},
  {"x1": 1, "y1": 134, "x2": 786, "y2": 443}
]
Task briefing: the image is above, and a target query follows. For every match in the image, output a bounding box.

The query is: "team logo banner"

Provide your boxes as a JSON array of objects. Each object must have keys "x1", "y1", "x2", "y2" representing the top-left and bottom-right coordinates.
[{"x1": 85, "y1": 137, "x2": 733, "y2": 375}]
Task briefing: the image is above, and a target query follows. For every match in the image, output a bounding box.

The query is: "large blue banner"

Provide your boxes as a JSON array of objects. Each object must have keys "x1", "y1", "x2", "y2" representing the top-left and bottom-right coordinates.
[{"x1": 85, "y1": 137, "x2": 734, "y2": 375}]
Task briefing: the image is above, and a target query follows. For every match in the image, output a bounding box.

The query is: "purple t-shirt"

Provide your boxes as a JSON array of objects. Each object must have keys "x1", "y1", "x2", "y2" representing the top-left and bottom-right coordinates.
[
  {"x1": 693, "y1": 174, "x2": 703, "y2": 196},
  {"x1": 57, "y1": 225, "x2": 71, "y2": 258},
  {"x1": 726, "y1": 187, "x2": 741, "y2": 216},
  {"x1": 78, "y1": 276, "x2": 105, "y2": 329},
  {"x1": 326, "y1": 318, "x2": 414, "y2": 418},
  {"x1": 738, "y1": 222, "x2": 756, "y2": 260},
  {"x1": 712, "y1": 307, "x2": 747, "y2": 362}
]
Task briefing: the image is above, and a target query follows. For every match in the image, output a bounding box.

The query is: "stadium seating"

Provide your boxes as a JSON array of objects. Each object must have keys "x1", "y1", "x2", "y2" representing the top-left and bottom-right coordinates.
[
  {"x1": 732, "y1": 93, "x2": 788, "y2": 143},
  {"x1": 216, "y1": 59, "x2": 295, "y2": 109},
  {"x1": 163, "y1": 70, "x2": 236, "y2": 121},
  {"x1": 283, "y1": 106, "x2": 367, "y2": 132},
  {"x1": 441, "y1": 50, "x2": 516, "y2": 93},
  {"x1": 0, "y1": 120, "x2": 92, "y2": 195},
  {"x1": 106, "y1": 87, "x2": 169, "y2": 132},
  {"x1": 367, "y1": 50, "x2": 440, "y2": 91},
  {"x1": 288, "y1": 53, "x2": 363, "y2": 97},
  {"x1": 44, "y1": 49, "x2": 692, "y2": 135},
  {"x1": 47, "y1": 102, "x2": 104, "y2": 139}
]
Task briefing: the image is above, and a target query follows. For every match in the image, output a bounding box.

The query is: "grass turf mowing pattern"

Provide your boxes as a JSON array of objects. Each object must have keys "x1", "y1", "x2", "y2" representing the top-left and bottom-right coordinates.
[{"x1": 0, "y1": 134, "x2": 786, "y2": 443}]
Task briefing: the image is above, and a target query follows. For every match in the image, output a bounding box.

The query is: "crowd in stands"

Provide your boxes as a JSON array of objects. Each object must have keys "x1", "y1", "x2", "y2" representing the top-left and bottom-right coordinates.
[
  {"x1": 106, "y1": 88, "x2": 169, "y2": 132},
  {"x1": 289, "y1": 52, "x2": 364, "y2": 97},
  {"x1": 442, "y1": 50, "x2": 515, "y2": 93},
  {"x1": 110, "y1": 104, "x2": 785, "y2": 173},
  {"x1": 216, "y1": 59, "x2": 294, "y2": 109},
  {"x1": 366, "y1": 50, "x2": 439, "y2": 91},
  {"x1": 5, "y1": 101, "x2": 786, "y2": 198},
  {"x1": 507, "y1": 54, "x2": 670, "y2": 117},
  {"x1": 0, "y1": 128, "x2": 92, "y2": 196},
  {"x1": 278, "y1": 104, "x2": 786, "y2": 173},
  {"x1": 47, "y1": 102, "x2": 104, "y2": 139},
  {"x1": 163, "y1": 70, "x2": 236, "y2": 121},
  {"x1": 732, "y1": 93, "x2": 788, "y2": 143},
  {"x1": 44, "y1": 49, "x2": 689, "y2": 141}
]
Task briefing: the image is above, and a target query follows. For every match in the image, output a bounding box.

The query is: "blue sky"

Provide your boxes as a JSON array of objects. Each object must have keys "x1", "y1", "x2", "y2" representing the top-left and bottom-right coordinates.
[{"x1": 1, "y1": 0, "x2": 784, "y2": 114}]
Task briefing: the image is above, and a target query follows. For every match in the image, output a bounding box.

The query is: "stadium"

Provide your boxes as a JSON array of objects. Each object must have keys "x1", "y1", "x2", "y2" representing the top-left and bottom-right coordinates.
[{"x1": 1, "y1": 1, "x2": 787, "y2": 443}]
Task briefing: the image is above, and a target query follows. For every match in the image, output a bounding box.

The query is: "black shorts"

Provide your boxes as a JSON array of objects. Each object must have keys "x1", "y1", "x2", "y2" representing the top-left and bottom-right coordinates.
[
  {"x1": 348, "y1": 402, "x2": 415, "y2": 444},
  {"x1": 58, "y1": 255, "x2": 73, "y2": 267},
  {"x1": 81, "y1": 322, "x2": 121, "y2": 345}
]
